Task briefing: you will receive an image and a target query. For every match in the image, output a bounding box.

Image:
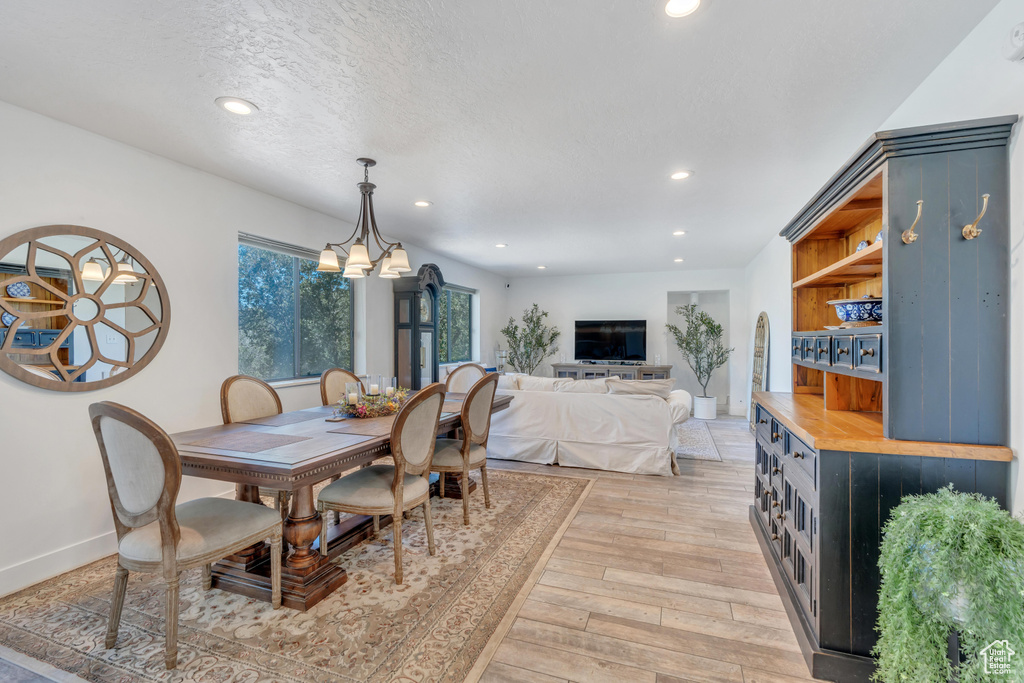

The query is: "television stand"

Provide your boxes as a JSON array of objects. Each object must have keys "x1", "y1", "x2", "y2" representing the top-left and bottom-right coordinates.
[{"x1": 551, "y1": 363, "x2": 671, "y2": 381}]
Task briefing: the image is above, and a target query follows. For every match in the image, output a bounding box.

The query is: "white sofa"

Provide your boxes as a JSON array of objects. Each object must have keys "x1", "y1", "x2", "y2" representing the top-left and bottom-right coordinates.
[{"x1": 488, "y1": 374, "x2": 691, "y2": 476}]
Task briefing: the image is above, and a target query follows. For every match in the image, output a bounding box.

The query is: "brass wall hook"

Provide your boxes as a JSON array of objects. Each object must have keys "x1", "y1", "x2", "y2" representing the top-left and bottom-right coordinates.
[
  {"x1": 962, "y1": 194, "x2": 990, "y2": 240},
  {"x1": 901, "y1": 200, "x2": 923, "y2": 244}
]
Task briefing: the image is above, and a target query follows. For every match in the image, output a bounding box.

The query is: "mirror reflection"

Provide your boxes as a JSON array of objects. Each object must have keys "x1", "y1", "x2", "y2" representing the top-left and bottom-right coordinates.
[{"x1": 0, "y1": 227, "x2": 169, "y2": 389}]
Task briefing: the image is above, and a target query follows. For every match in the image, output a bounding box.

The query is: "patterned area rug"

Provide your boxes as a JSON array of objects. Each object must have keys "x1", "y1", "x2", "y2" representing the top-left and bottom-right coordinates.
[
  {"x1": 674, "y1": 418, "x2": 722, "y2": 461},
  {"x1": 0, "y1": 469, "x2": 588, "y2": 683}
]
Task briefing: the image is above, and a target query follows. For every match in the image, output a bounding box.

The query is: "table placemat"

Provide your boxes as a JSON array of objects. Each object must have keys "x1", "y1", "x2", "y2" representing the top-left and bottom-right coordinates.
[
  {"x1": 240, "y1": 411, "x2": 325, "y2": 427},
  {"x1": 443, "y1": 401, "x2": 464, "y2": 414},
  {"x1": 184, "y1": 432, "x2": 313, "y2": 453},
  {"x1": 327, "y1": 416, "x2": 395, "y2": 438}
]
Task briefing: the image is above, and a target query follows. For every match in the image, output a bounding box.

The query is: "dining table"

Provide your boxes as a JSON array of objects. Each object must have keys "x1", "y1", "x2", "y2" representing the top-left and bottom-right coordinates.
[{"x1": 170, "y1": 391, "x2": 513, "y2": 611}]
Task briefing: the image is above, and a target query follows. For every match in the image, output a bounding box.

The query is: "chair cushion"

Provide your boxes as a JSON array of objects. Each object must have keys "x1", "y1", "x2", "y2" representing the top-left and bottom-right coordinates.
[
  {"x1": 118, "y1": 497, "x2": 281, "y2": 565},
  {"x1": 318, "y1": 465, "x2": 429, "y2": 511},
  {"x1": 432, "y1": 438, "x2": 487, "y2": 469}
]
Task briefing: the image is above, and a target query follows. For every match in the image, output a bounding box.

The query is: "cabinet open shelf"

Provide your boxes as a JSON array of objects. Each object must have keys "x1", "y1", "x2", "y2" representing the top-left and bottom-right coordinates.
[
  {"x1": 792, "y1": 241, "x2": 882, "y2": 289},
  {"x1": 1, "y1": 297, "x2": 65, "y2": 306}
]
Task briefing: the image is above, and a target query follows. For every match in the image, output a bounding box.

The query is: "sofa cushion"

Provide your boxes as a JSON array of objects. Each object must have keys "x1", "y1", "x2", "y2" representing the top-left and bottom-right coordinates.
[
  {"x1": 606, "y1": 377, "x2": 674, "y2": 399},
  {"x1": 553, "y1": 377, "x2": 616, "y2": 394},
  {"x1": 516, "y1": 375, "x2": 564, "y2": 392},
  {"x1": 497, "y1": 374, "x2": 519, "y2": 391}
]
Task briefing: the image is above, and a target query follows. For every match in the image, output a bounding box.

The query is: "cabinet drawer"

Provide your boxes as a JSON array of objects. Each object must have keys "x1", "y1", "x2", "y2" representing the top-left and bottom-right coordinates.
[
  {"x1": 831, "y1": 335, "x2": 854, "y2": 369},
  {"x1": 813, "y1": 337, "x2": 831, "y2": 366},
  {"x1": 792, "y1": 534, "x2": 815, "y2": 618},
  {"x1": 11, "y1": 330, "x2": 37, "y2": 348},
  {"x1": 791, "y1": 335, "x2": 803, "y2": 361},
  {"x1": 555, "y1": 369, "x2": 579, "y2": 379},
  {"x1": 786, "y1": 433, "x2": 817, "y2": 486},
  {"x1": 800, "y1": 337, "x2": 815, "y2": 362},
  {"x1": 617, "y1": 370, "x2": 638, "y2": 380},
  {"x1": 639, "y1": 371, "x2": 668, "y2": 380},
  {"x1": 581, "y1": 368, "x2": 609, "y2": 379},
  {"x1": 755, "y1": 405, "x2": 772, "y2": 441},
  {"x1": 768, "y1": 419, "x2": 785, "y2": 451},
  {"x1": 853, "y1": 334, "x2": 882, "y2": 373}
]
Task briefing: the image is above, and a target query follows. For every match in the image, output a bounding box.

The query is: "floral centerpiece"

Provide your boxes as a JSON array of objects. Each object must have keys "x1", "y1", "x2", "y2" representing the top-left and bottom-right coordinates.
[{"x1": 337, "y1": 387, "x2": 411, "y2": 419}]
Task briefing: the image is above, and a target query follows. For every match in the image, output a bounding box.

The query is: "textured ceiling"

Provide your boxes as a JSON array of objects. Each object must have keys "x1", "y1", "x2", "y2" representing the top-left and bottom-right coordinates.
[{"x1": 0, "y1": 0, "x2": 998, "y2": 276}]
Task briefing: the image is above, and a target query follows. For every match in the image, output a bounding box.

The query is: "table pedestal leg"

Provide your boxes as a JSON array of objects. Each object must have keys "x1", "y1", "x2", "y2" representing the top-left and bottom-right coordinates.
[{"x1": 210, "y1": 484, "x2": 348, "y2": 611}]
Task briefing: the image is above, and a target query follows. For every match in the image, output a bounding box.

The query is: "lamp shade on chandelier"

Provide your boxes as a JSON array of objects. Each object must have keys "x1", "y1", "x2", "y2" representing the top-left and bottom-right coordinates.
[{"x1": 317, "y1": 158, "x2": 412, "y2": 279}]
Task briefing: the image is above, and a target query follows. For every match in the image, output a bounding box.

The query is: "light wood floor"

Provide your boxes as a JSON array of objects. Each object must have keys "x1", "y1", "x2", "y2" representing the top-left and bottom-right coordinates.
[{"x1": 481, "y1": 417, "x2": 814, "y2": 683}]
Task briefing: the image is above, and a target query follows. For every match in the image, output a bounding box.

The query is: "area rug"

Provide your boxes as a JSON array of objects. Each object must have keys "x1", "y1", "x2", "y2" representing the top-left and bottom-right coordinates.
[
  {"x1": 674, "y1": 418, "x2": 722, "y2": 461},
  {"x1": 0, "y1": 469, "x2": 589, "y2": 683}
]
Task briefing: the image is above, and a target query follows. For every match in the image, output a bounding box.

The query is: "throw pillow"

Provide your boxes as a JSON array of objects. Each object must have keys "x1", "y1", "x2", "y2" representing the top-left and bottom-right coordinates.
[
  {"x1": 516, "y1": 375, "x2": 564, "y2": 392},
  {"x1": 553, "y1": 377, "x2": 616, "y2": 394},
  {"x1": 496, "y1": 374, "x2": 519, "y2": 391},
  {"x1": 606, "y1": 377, "x2": 675, "y2": 399}
]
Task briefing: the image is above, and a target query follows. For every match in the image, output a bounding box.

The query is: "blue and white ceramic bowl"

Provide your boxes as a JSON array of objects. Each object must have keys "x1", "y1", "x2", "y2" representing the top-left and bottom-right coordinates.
[
  {"x1": 827, "y1": 297, "x2": 882, "y2": 323},
  {"x1": 5, "y1": 282, "x2": 30, "y2": 298}
]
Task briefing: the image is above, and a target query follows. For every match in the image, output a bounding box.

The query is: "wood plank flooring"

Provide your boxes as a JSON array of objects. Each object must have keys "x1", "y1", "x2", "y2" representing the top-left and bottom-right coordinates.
[{"x1": 481, "y1": 417, "x2": 813, "y2": 683}]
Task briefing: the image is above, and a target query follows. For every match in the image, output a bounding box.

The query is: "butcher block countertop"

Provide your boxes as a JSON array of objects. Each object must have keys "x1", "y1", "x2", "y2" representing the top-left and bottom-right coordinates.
[{"x1": 754, "y1": 392, "x2": 1013, "y2": 462}]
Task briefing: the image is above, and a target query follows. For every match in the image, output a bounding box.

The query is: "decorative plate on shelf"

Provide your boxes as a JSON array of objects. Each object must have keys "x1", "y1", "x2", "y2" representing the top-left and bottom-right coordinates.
[
  {"x1": 1, "y1": 311, "x2": 15, "y2": 327},
  {"x1": 5, "y1": 282, "x2": 30, "y2": 298}
]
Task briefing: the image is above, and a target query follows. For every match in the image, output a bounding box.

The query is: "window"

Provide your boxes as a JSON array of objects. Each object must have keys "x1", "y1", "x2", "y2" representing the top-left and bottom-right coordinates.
[
  {"x1": 438, "y1": 286, "x2": 472, "y2": 364},
  {"x1": 238, "y1": 237, "x2": 353, "y2": 381}
]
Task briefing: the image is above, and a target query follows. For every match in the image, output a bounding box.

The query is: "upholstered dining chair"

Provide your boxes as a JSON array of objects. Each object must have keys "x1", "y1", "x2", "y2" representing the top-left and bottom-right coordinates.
[
  {"x1": 89, "y1": 401, "x2": 282, "y2": 670},
  {"x1": 445, "y1": 362, "x2": 487, "y2": 393},
  {"x1": 220, "y1": 375, "x2": 289, "y2": 516},
  {"x1": 19, "y1": 364, "x2": 58, "y2": 380},
  {"x1": 320, "y1": 367, "x2": 365, "y2": 406},
  {"x1": 430, "y1": 372, "x2": 498, "y2": 525},
  {"x1": 317, "y1": 383, "x2": 446, "y2": 585}
]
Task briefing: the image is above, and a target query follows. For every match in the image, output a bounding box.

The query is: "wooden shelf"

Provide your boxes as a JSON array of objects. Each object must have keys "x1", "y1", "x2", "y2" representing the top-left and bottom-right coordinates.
[
  {"x1": 1, "y1": 297, "x2": 65, "y2": 306},
  {"x1": 754, "y1": 391, "x2": 1013, "y2": 461},
  {"x1": 792, "y1": 241, "x2": 882, "y2": 289}
]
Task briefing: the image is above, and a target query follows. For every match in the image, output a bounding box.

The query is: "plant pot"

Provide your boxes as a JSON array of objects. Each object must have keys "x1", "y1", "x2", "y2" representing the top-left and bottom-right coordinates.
[{"x1": 693, "y1": 396, "x2": 717, "y2": 420}]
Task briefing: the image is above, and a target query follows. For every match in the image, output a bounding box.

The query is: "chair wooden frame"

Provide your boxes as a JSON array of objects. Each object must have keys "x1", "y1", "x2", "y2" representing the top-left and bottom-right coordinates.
[
  {"x1": 431, "y1": 372, "x2": 499, "y2": 525},
  {"x1": 320, "y1": 367, "x2": 365, "y2": 406},
  {"x1": 90, "y1": 401, "x2": 282, "y2": 670},
  {"x1": 444, "y1": 362, "x2": 487, "y2": 392},
  {"x1": 318, "y1": 383, "x2": 446, "y2": 585},
  {"x1": 220, "y1": 375, "x2": 290, "y2": 517}
]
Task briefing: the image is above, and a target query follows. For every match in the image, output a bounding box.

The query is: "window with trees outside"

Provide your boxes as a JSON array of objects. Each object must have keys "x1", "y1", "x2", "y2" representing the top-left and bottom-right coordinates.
[
  {"x1": 438, "y1": 286, "x2": 472, "y2": 364},
  {"x1": 238, "y1": 236, "x2": 354, "y2": 381}
]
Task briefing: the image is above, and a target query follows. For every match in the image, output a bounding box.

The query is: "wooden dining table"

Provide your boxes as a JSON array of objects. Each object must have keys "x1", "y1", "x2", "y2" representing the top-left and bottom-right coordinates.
[{"x1": 170, "y1": 392, "x2": 512, "y2": 611}]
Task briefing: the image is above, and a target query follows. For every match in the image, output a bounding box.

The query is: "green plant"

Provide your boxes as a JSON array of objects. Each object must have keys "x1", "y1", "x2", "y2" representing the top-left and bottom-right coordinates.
[
  {"x1": 665, "y1": 304, "x2": 733, "y2": 398},
  {"x1": 873, "y1": 486, "x2": 1024, "y2": 683},
  {"x1": 500, "y1": 304, "x2": 561, "y2": 376}
]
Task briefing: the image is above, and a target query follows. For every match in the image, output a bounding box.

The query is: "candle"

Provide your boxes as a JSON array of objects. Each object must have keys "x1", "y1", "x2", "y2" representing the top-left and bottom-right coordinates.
[
  {"x1": 347, "y1": 392, "x2": 359, "y2": 404},
  {"x1": 369, "y1": 383, "x2": 380, "y2": 395},
  {"x1": 385, "y1": 386, "x2": 395, "y2": 397}
]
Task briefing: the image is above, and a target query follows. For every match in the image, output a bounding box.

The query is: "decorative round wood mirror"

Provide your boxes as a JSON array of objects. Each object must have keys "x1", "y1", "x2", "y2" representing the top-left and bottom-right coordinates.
[
  {"x1": 749, "y1": 311, "x2": 770, "y2": 432},
  {"x1": 0, "y1": 225, "x2": 170, "y2": 391}
]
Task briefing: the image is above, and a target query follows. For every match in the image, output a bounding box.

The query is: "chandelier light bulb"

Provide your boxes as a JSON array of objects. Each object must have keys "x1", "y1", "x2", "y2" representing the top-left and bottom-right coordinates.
[{"x1": 317, "y1": 247, "x2": 341, "y2": 272}]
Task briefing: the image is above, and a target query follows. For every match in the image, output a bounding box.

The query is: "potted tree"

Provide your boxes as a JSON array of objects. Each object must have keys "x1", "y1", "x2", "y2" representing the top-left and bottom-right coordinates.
[
  {"x1": 666, "y1": 304, "x2": 733, "y2": 420},
  {"x1": 500, "y1": 304, "x2": 561, "y2": 376}
]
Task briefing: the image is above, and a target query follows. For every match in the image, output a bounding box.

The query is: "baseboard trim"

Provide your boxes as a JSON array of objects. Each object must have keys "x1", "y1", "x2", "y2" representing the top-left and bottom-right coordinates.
[{"x1": 0, "y1": 488, "x2": 236, "y2": 599}]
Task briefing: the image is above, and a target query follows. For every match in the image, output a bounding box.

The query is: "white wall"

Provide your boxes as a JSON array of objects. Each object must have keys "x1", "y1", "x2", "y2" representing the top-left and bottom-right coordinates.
[
  {"x1": 743, "y1": 236, "x2": 794, "y2": 398},
  {"x1": 880, "y1": 0, "x2": 1024, "y2": 513},
  {"x1": 0, "y1": 100, "x2": 505, "y2": 596},
  {"x1": 504, "y1": 269, "x2": 749, "y2": 416}
]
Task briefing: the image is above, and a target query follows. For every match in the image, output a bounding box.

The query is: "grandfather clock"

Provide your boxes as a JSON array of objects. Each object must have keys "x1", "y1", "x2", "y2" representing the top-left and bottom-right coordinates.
[{"x1": 393, "y1": 264, "x2": 443, "y2": 390}]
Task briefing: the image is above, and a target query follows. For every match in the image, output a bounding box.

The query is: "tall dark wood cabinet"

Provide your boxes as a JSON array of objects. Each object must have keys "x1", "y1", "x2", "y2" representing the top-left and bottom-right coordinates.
[
  {"x1": 393, "y1": 264, "x2": 444, "y2": 390},
  {"x1": 751, "y1": 116, "x2": 1017, "y2": 682}
]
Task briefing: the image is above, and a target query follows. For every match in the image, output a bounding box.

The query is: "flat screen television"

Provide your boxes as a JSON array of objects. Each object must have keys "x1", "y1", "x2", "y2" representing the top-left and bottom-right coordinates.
[{"x1": 574, "y1": 320, "x2": 647, "y2": 362}]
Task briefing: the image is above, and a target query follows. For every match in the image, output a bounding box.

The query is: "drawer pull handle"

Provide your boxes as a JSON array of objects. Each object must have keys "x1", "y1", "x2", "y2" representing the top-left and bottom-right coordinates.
[
  {"x1": 772, "y1": 432, "x2": 781, "y2": 441},
  {"x1": 758, "y1": 418, "x2": 767, "y2": 424},
  {"x1": 818, "y1": 347, "x2": 827, "y2": 355},
  {"x1": 772, "y1": 467, "x2": 780, "y2": 475},
  {"x1": 772, "y1": 501, "x2": 779, "y2": 508},
  {"x1": 775, "y1": 512, "x2": 786, "y2": 521},
  {"x1": 793, "y1": 451, "x2": 804, "y2": 459},
  {"x1": 837, "y1": 347, "x2": 849, "y2": 356},
  {"x1": 771, "y1": 534, "x2": 779, "y2": 541},
  {"x1": 860, "y1": 348, "x2": 875, "y2": 357}
]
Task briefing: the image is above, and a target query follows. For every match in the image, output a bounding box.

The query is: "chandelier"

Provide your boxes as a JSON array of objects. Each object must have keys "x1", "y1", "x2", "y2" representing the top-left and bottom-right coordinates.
[{"x1": 316, "y1": 158, "x2": 411, "y2": 279}]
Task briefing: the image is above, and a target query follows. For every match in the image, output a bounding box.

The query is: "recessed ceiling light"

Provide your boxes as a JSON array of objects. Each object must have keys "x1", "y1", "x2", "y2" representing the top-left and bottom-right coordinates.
[
  {"x1": 665, "y1": 0, "x2": 701, "y2": 18},
  {"x1": 414, "y1": 200, "x2": 432, "y2": 207},
  {"x1": 537, "y1": 265, "x2": 547, "y2": 269},
  {"x1": 673, "y1": 230, "x2": 686, "y2": 236},
  {"x1": 674, "y1": 258, "x2": 684, "y2": 262},
  {"x1": 215, "y1": 97, "x2": 258, "y2": 115},
  {"x1": 495, "y1": 243, "x2": 508, "y2": 248},
  {"x1": 670, "y1": 170, "x2": 692, "y2": 180}
]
